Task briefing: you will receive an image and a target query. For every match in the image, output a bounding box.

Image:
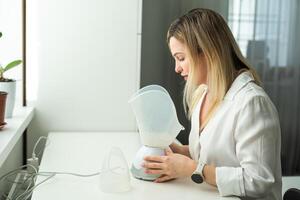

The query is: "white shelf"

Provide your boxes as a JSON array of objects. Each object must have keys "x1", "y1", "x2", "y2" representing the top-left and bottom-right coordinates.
[{"x1": 0, "y1": 107, "x2": 34, "y2": 167}]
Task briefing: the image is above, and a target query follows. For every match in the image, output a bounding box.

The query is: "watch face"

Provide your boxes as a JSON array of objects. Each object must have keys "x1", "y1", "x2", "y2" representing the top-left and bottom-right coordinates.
[{"x1": 191, "y1": 174, "x2": 203, "y2": 184}]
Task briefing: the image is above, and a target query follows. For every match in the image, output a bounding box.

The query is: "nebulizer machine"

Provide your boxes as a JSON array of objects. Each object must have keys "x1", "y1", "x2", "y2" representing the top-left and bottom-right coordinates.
[
  {"x1": 128, "y1": 85, "x2": 184, "y2": 180},
  {"x1": 99, "y1": 85, "x2": 183, "y2": 193}
]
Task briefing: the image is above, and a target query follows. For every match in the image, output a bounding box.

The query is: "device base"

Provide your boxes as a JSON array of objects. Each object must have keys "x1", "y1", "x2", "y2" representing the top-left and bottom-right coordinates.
[{"x1": 130, "y1": 164, "x2": 160, "y2": 181}]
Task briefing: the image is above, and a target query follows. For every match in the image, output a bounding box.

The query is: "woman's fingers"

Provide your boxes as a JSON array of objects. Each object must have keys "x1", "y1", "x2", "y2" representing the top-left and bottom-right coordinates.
[
  {"x1": 165, "y1": 148, "x2": 173, "y2": 155},
  {"x1": 143, "y1": 154, "x2": 173, "y2": 177},
  {"x1": 143, "y1": 161, "x2": 166, "y2": 174},
  {"x1": 154, "y1": 175, "x2": 174, "y2": 183},
  {"x1": 143, "y1": 161, "x2": 162, "y2": 169},
  {"x1": 144, "y1": 155, "x2": 166, "y2": 163},
  {"x1": 145, "y1": 169, "x2": 164, "y2": 175}
]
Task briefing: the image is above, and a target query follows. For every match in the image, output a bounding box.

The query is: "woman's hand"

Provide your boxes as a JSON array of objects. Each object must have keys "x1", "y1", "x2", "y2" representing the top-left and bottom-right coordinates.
[{"x1": 143, "y1": 148, "x2": 197, "y2": 183}]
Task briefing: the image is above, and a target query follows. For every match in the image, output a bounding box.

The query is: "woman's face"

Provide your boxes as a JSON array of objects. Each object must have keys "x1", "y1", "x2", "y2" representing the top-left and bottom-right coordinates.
[{"x1": 169, "y1": 37, "x2": 207, "y2": 85}]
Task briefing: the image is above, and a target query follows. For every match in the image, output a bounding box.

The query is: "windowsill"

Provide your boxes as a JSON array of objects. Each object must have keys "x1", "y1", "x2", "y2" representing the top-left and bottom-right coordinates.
[{"x1": 0, "y1": 107, "x2": 34, "y2": 167}]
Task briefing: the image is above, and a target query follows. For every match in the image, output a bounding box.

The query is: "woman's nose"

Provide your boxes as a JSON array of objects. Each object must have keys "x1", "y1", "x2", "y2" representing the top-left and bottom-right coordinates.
[{"x1": 175, "y1": 64, "x2": 182, "y2": 74}]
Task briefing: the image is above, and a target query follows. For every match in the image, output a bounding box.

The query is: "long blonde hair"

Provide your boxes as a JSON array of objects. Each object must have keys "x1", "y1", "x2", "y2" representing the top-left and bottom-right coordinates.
[{"x1": 167, "y1": 8, "x2": 260, "y2": 125}]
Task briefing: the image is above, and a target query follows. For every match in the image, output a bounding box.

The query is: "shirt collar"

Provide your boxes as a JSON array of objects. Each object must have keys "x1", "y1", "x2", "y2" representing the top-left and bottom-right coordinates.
[{"x1": 224, "y1": 71, "x2": 255, "y2": 100}]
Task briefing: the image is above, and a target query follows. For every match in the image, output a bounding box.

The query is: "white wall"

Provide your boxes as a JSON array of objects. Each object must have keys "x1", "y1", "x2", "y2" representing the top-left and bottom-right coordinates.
[{"x1": 27, "y1": 0, "x2": 141, "y2": 157}]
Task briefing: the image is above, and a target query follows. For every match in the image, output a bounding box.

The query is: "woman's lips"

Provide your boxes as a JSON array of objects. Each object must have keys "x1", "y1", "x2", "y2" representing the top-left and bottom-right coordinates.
[{"x1": 183, "y1": 75, "x2": 188, "y2": 80}]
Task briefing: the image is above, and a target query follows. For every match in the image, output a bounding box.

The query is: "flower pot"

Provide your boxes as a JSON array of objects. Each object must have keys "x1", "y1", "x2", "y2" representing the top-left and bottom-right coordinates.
[
  {"x1": 0, "y1": 91, "x2": 7, "y2": 129},
  {"x1": 0, "y1": 81, "x2": 16, "y2": 118}
]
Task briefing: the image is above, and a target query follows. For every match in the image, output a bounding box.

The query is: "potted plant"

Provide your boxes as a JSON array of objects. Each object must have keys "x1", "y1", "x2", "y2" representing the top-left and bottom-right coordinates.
[
  {"x1": 0, "y1": 31, "x2": 22, "y2": 118},
  {"x1": 0, "y1": 91, "x2": 7, "y2": 129}
]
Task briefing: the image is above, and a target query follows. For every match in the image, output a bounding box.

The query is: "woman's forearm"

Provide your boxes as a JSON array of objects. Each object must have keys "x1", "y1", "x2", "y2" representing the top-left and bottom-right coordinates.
[{"x1": 170, "y1": 143, "x2": 216, "y2": 185}]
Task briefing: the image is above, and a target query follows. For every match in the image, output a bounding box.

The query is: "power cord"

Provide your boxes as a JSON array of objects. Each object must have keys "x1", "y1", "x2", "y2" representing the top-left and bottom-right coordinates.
[
  {"x1": 1, "y1": 137, "x2": 128, "y2": 200},
  {"x1": 27, "y1": 136, "x2": 48, "y2": 173},
  {"x1": 0, "y1": 164, "x2": 121, "y2": 200},
  {"x1": 1, "y1": 136, "x2": 124, "y2": 200},
  {"x1": 32, "y1": 136, "x2": 48, "y2": 159},
  {"x1": 0, "y1": 164, "x2": 38, "y2": 200}
]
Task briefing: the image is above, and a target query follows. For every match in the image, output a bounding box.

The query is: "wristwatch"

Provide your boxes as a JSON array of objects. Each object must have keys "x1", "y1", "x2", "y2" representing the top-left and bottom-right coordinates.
[{"x1": 191, "y1": 162, "x2": 206, "y2": 184}]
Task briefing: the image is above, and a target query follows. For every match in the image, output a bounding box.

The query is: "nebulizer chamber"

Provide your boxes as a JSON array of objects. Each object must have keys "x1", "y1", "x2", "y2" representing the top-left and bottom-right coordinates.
[{"x1": 129, "y1": 85, "x2": 184, "y2": 180}]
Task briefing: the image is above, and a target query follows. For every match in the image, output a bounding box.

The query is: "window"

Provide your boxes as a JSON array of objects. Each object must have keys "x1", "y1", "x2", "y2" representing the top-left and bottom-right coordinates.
[
  {"x1": 228, "y1": 0, "x2": 296, "y2": 67},
  {"x1": 0, "y1": 0, "x2": 23, "y2": 108}
]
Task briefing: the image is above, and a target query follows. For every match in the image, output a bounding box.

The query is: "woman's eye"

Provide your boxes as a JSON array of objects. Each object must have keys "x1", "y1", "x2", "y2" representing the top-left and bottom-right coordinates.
[{"x1": 178, "y1": 58, "x2": 184, "y2": 62}]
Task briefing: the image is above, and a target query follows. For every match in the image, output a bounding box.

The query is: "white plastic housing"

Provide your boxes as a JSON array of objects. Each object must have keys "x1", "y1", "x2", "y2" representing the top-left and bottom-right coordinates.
[{"x1": 129, "y1": 85, "x2": 184, "y2": 148}]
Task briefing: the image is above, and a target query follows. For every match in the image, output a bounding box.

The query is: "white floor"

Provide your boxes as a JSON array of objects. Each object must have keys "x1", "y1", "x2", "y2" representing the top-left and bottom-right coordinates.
[{"x1": 282, "y1": 176, "x2": 300, "y2": 196}]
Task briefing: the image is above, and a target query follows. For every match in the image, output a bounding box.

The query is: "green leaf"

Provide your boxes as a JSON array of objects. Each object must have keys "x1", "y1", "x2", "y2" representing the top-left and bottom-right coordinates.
[
  {"x1": 4, "y1": 60, "x2": 22, "y2": 72},
  {"x1": 0, "y1": 32, "x2": 2, "y2": 38},
  {"x1": 0, "y1": 67, "x2": 4, "y2": 79}
]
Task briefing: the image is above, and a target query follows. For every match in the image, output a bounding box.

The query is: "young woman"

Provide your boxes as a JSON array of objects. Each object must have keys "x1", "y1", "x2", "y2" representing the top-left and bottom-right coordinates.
[{"x1": 143, "y1": 8, "x2": 282, "y2": 200}]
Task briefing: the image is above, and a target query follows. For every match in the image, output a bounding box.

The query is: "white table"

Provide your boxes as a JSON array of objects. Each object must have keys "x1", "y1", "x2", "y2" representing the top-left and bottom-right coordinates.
[
  {"x1": 282, "y1": 176, "x2": 300, "y2": 195},
  {"x1": 31, "y1": 132, "x2": 239, "y2": 200}
]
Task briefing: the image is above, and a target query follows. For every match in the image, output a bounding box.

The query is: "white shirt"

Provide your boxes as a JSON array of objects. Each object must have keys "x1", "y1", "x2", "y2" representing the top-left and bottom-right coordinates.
[{"x1": 189, "y1": 71, "x2": 282, "y2": 200}]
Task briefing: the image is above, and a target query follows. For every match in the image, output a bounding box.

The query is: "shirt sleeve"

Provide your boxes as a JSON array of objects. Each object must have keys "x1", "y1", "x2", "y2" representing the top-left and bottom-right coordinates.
[{"x1": 215, "y1": 96, "x2": 281, "y2": 198}]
